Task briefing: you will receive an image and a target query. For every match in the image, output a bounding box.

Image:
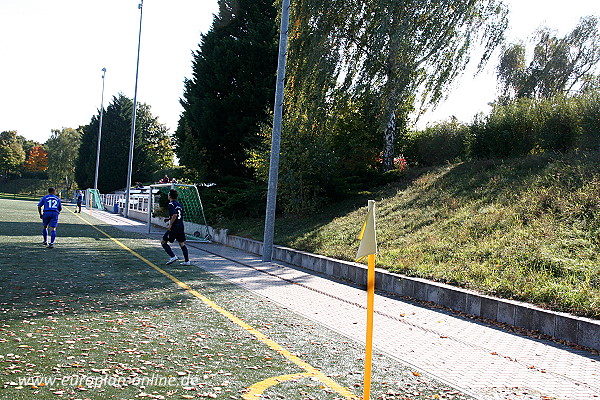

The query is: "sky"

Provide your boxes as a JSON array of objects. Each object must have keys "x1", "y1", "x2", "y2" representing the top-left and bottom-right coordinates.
[
  {"x1": 418, "y1": 0, "x2": 599, "y2": 128},
  {"x1": 0, "y1": 0, "x2": 598, "y2": 143},
  {"x1": 0, "y1": 0, "x2": 219, "y2": 143}
]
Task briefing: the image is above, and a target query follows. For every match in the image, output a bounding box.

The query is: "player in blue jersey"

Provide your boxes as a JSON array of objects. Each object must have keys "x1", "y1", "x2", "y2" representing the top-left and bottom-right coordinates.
[
  {"x1": 161, "y1": 189, "x2": 191, "y2": 265},
  {"x1": 37, "y1": 187, "x2": 62, "y2": 248},
  {"x1": 75, "y1": 190, "x2": 83, "y2": 213}
]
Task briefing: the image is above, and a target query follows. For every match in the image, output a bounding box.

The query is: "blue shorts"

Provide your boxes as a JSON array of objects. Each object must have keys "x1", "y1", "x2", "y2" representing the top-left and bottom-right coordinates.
[{"x1": 42, "y1": 212, "x2": 59, "y2": 228}]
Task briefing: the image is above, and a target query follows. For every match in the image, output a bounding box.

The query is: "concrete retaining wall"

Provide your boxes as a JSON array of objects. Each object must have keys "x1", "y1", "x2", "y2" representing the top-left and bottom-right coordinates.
[{"x1": 210, "y1": 228, "x2": 600, "y2": 351}]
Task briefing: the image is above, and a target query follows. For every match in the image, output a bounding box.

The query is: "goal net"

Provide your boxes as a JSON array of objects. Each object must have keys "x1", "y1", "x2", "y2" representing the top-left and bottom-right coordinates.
[{"x1": 148, "y1": 183, "x2": 211, "y2": 242}]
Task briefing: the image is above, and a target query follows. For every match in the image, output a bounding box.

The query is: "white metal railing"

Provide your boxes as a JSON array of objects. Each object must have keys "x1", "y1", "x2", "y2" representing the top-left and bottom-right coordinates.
[
  {"x1": 129, "y1": 194, "x2": 149, "y2": 213},
  {"x1": 99, "y1": 192, "x2": 152, "y2": 213},
  {"x1": 100, "y1": 193, "x2": 125, "y2": 211}
]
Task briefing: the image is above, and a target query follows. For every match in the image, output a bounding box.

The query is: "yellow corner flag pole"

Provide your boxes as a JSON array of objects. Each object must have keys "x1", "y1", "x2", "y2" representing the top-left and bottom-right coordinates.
[{"x1": 356, "y1": 200, "x2": 377, "y2": 400}]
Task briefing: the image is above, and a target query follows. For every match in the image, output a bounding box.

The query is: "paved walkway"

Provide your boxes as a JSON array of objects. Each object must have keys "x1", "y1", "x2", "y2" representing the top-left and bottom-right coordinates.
[{"x1": 90, "y1": 210, "x2": 600, "y2": 400}]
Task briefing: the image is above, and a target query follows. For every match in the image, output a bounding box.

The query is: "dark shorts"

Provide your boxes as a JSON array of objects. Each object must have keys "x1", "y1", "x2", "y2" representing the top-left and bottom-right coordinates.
[
  {"x1": 42, "y1": 212, "x2": 59, "y2": 228},
  {"x1": 163, "y1": 229, "x2": 185, "y2": 243}
]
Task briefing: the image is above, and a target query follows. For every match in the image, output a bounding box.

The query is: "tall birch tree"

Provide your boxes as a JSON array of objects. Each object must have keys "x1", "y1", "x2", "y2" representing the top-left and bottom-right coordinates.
[
  {"x1": 288, "y1": 0, "x2": 509, "y2": 170},
  {"x1": 497, "y1": 15, "x2": 600, "y2": 100}
]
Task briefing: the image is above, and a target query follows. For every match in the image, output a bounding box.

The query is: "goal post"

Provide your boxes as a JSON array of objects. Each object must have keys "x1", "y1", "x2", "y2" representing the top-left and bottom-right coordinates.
[
  {"x1": 147, "y1": 183, "x2": 211, "y2": 242},
  {"x1": 85, "y1": 188, "x2": 104, "y2": 214}
]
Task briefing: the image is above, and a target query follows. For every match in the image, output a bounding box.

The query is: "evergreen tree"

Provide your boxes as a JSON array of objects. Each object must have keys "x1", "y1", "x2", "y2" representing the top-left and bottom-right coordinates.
[
  {"x1": 175, "y1": 0, "x2": 278, "y2": 181},
  {"x1": 76, "y1": 94, "x2": 131, "y2": 192},
  {"x1": 135, "y1": 103, "x2": 174, "y2": 179},
  {"x1": 76, "y1": 94, "x2": 173, "y2": 193}
]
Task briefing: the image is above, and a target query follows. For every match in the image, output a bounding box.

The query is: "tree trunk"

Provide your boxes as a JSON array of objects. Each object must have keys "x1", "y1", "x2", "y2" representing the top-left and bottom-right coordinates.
[
  {"x1": 65, "y1": 175, "x2": 72, "y2": 194},
  {"x1": 382, "y1": 110, "x2": 395, "y2": 171}
]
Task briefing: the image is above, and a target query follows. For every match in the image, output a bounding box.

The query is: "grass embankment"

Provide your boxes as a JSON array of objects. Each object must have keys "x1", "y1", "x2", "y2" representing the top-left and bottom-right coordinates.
[{"x1": 225, "y1": 151, "x2": 600, "y2": 319}]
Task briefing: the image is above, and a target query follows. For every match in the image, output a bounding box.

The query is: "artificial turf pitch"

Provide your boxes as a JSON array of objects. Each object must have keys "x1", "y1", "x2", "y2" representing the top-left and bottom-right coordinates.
[{"x1": 0, "y1": 198, "x2": 473, "y2": 400}]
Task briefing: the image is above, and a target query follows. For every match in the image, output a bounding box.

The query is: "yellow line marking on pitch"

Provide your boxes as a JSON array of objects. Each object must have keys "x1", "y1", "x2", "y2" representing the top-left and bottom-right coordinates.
[
  {"x1": 243, "y1": 372, "x2": 315, "y2": 400},
  {"x1": 72, "y1": 212, "x2": 360, "y2": 400}
]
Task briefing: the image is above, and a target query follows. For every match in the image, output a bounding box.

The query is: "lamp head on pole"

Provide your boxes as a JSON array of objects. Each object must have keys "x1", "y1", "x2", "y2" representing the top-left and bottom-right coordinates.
[{"x1": 101, "y1": 67, "x2": 106, "y2": 78}]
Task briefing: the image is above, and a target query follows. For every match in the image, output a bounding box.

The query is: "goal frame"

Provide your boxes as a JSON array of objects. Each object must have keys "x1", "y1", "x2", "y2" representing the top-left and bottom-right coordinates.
[{"x1": 147, "y1": 183, "x2": 211, "y2": 242}]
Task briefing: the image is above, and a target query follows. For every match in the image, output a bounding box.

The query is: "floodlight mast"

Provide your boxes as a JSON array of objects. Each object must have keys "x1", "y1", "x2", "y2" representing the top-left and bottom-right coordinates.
[
  {"x1": 125, "y1": 0, "x2": 143, "y2": 218},
  {"x1": 262, "y1": 0, "x2": 291, "y2": 262},
  {"x1": 94, "y1": 67, "x2": 106, "y2": 190}
]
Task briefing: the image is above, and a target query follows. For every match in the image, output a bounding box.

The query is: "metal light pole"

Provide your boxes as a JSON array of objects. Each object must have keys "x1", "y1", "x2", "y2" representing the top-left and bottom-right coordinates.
[
  {"x1": 262, "y1": 0, "x2": 291, "y2": 262},
  {"x1": 94, "y1": 67, "x2": 106, "y2": 190},
  {"x1": 124, "y1": 0, "x2": 143, "y2": 218}
]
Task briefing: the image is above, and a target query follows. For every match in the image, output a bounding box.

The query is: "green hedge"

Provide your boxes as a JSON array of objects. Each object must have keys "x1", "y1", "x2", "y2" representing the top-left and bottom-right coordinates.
[
  {"x1": 407, "y1": 92, "x2": 600, "y2": 166},
  {"x1": 403, "y1": 119, "x2": 469, "y2": 166}
]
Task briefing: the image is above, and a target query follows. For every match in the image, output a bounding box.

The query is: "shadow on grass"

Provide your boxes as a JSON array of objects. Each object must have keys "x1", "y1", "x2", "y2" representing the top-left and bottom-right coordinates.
[
  {"x1": 0, "y1": 242, "x2": 237, "y2": 322},
  {"x1": 0, "y1": 220, "x2": 145, "y2": 240},
  {"x1": 0, "y1": 210, "x2": 238, "y2": 324}
]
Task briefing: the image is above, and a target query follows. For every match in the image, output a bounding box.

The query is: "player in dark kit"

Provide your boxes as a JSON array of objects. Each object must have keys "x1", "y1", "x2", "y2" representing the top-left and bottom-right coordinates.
[
  {"x1": 161, "y1": 189, "x2": 191, "y2": 265},
  {"x1": 38, "y1": 187, "x2": 62, "y2": 248}
]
